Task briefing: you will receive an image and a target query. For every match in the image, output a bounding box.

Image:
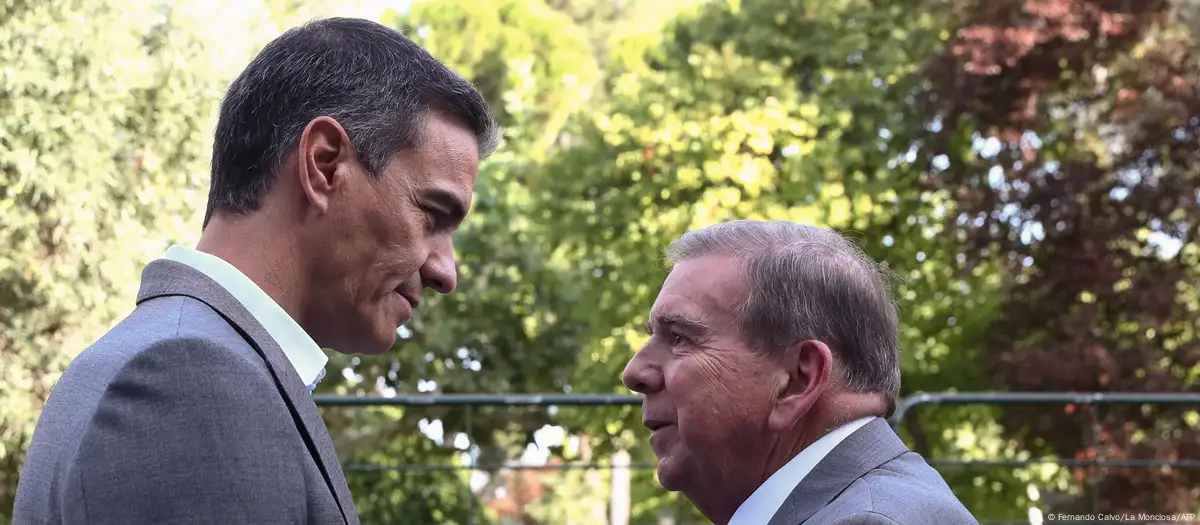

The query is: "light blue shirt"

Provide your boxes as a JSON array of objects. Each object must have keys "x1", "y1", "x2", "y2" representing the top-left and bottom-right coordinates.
[
  {"x1": 164, "y1": 245, "x2": 329, "y2": 391},
  {"x1": 728, "y1": 416, "x2": 876, "y2": 525}
]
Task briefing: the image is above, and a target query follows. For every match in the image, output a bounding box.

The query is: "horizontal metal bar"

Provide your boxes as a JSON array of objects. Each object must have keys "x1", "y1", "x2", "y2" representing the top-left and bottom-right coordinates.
[
  {"x1": 316, "y1": 391, "x2": 1200, "y2": 409},
  {"x1": 342, "y1": 458, "x2": 1200, "y2": 474},
  {"x1": 890, "y1": 392, "x2": 1200, "y2": 427},
  {"x1": 314, "y1": 393, "x2": 643, "y2": 406},
  {"x1": 344, "y1": 462, "x2": 658, "y2": 473},
  {"x1": 928, "y1": 458, "x2": 1200, "y2": 469},
  {"x1": 900, "y1": 391, "x2": 1200, "y2": 406}
]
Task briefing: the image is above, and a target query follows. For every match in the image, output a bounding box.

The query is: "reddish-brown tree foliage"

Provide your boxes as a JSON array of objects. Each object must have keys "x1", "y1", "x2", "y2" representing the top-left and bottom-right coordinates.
[{"x1": 921, "y1": 0, "x2": 1200, "y2": 514}]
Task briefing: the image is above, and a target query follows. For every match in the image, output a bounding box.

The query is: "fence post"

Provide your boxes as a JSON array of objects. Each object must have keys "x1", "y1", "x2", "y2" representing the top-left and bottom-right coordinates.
[{"x1": 610, "y1": 449, "x2": 631, "y2": 525}]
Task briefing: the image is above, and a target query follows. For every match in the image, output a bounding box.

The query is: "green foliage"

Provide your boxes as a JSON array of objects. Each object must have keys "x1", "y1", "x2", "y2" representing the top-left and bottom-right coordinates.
[
  {"x1": 329, "y1": 0, "x2": 619, "y2": 521},
  {"x1": 5, "y1": 0, "x2": 1194, "y2": 522},
  {"x1": 331, "y1": 0, "x2": 1023, "y2": 521},
  {"x1": 526, "y1": 0, "x2": 1024, "y2": 518},
  {"x1": 332, "y1": 406, "x2": 487, "y2": 525},
  {"x1": 915, "y1": 0, "x2": 1200, "y2": 513},
  {"x1": 0, "y1": 0, "x2": 348, "y2": 519},
  {"x1": 0, "y1": 1, "x2": 220, "y2": 517}
]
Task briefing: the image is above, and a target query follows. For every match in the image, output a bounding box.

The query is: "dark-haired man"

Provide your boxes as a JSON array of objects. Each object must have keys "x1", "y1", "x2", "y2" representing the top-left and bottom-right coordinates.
[
  {"x1": 15, "y1": 17, "x2": 498, "y2": 525},
  {"x1": 623, "y1": 220, "x2": 977, "y2": 525}
]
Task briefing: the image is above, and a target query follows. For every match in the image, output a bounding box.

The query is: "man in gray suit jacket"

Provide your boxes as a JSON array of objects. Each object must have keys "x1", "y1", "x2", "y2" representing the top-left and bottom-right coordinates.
[
  {"x1": 14, "y1": 18, "x2": 498, "y2": 525},
  {"x1": 622, "y1": 221, "x2": 977, "y2": 525}
]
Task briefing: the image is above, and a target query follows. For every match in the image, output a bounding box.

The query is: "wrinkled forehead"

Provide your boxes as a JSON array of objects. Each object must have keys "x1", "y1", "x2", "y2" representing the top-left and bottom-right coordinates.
[{"x1": 650, "y1": 253, "x2": 748, "y2": 329}]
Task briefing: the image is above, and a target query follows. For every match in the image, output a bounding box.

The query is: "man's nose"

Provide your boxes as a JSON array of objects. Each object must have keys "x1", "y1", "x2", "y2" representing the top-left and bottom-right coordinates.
[
  {"x1": 621, "y1": 348, "x2": 663, "y2": 394},
  {"x1": 420, "y1": 244, "x2": 457, "y2": 294}
]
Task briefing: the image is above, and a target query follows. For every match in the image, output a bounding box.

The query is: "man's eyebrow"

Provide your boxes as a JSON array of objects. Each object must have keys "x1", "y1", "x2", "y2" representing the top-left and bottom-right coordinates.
[
  {"x1": 423, "y1": 187, "x2": 469, "y2": 223},
  {"x1": 645, "y1": 312, "x2": 711, "y2": 335}
]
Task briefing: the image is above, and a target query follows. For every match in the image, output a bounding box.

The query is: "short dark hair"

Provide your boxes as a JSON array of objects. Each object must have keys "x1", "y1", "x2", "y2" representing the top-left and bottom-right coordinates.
[
  {"x1": 665, "y1": 220, "x2": 902, "y2": 416},
  {"x1": 205, "y1": 17, "x2": 500, "y2": 225}
]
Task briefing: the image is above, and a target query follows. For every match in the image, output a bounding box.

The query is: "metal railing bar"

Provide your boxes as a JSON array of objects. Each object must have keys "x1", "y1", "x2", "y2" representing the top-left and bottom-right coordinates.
[
  {"x1": 927, "y1": 458, "x2": 1200, "y2": 468},
  {"x1": 343, "y1": 462, "x2": 658, "y2": 472},
  {"x1": 315, "y1": 393, "x2": 643, "y2": 406},
  {"x1": 314, "y1": 391, "x2": 1200, "y2": 410},
  {"x1": 889, "y1": 392, "x2": 1200, "y2": 427},
  {"x1": 317, "y1": 392, "x2": 1200, "y2": 522},
  {"x1": 341, "y1": 458, "x2": 1200, "y2": 473}
]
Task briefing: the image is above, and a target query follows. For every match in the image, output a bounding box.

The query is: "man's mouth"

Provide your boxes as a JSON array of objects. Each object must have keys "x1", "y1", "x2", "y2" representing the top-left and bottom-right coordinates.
[
  {"x1": 643, "y1": 419, "x2": 673, "y2": 432},
  {"x1": 394, "y1": 288, "x2": 420, "y2": 309}
]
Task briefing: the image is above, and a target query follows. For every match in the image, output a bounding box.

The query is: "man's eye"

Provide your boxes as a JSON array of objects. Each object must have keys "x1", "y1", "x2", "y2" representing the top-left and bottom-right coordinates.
[
  {"x1": 669, "y1": 333, "x2": 686, "y2": 346},
  {"x1": 423, "y1": 208, "x2": 448, "y2": 230}
]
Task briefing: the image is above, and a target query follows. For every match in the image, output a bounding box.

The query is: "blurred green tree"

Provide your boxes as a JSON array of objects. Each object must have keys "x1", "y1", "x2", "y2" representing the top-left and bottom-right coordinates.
[
  {"x1": 0, "y1": 0, "x2": 368, "y2": 518},
  {"x1": 917, "y1": 0, "x2": 1200, "y2": 514},
  {"x1": 0, "y1": 0, "x2": 220, "y2": 518},
  {"x1": 323, "y1": 0, "x2": 610, "y2": 521},
  {"x1": 531, "y1": 0, "x2": 1026, "y2": 519},
  {"x1": 7, "y1": 0, "x2": 1197, "y2": 522},
  {"x1": 326, "y1": 0, "x2": 1028, "y2": 522}
]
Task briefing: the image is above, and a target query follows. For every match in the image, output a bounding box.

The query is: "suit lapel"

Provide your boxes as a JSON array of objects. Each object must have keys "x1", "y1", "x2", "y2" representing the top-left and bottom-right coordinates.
[
  {"x1": 137, "y1": 260, "x2": 359, "y2": 525},
  {"x1": 767, "y1": 418, "x2": 909, "y2": 525}
]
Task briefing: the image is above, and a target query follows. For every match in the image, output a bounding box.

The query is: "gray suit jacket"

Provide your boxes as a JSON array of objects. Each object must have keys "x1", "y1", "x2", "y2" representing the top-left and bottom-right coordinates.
[
  {"x1": 768, "y1": 418, "x2": 977, "y2": 525},
  {"x1": 14, "y1": 260, "x2": 359, "y2": 525}
]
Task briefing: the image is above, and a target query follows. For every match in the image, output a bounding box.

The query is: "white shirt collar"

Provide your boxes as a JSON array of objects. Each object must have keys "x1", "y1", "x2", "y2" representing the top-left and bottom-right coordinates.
[
  {"x1": 163, "y1": 245, "x2": 328, "y2": 387},
  {"x1": 728, "y1": 416, "x2": 876, "y2": 525}
]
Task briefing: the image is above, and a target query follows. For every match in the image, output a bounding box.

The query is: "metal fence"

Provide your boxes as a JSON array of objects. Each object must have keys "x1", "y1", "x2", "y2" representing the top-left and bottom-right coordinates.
[
  {"x1": 889, "y1": 392, "x2": 1200, "y2": 525},
  {"x1": 316, "y1": 392, "x2": 1200, "y2": 525}
]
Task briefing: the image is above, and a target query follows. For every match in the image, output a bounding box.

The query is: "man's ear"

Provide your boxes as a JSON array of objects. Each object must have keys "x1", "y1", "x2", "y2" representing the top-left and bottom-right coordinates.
[
  {"x1": 768, "y1": 339, "x2": 834, "y2": 432},
  {"x1": 296, "y1": 116, "x2": 353, "y2": 215}
]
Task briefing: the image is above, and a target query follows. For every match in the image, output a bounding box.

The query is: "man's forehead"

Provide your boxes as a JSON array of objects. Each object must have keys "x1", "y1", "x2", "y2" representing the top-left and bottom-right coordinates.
[
  {"x1": 398, "y1": 113, "x2": 480, "y2": 189},
  {"x1": 652, "y1": 253, "x2": 747, "y2": 320},
  {"x1": 648, "y1": 295, "x2": 708, "y2": 326}
]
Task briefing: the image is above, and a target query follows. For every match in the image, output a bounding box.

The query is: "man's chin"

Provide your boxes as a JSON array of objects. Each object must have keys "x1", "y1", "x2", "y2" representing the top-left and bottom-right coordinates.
[
  {"x1": 330, "y1": 329, "x2": 397, "y2": 356},
  {"x1": 365, "y1": 332, "x2": 398, "y2": 354},
  {"x1": 655, "y1": 459, "x2": 687, "y2": 492}
]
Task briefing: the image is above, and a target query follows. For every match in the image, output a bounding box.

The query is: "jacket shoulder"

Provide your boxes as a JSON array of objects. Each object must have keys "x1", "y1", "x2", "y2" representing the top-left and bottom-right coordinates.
[{"x1": 819, "y1": 452, "x2": 978, "y2": 524}]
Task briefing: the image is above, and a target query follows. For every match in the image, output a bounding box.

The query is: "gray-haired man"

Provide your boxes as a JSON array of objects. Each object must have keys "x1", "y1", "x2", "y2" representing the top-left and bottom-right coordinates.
[{"x1": 622, "y1": 220, "x2": 977, "y2": 524}]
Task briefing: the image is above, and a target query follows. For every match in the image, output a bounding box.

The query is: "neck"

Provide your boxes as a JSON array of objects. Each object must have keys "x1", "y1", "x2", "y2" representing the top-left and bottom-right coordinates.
[
  {"x1": 195, "y1": 214, "x2": 310, "y2": 327},
  {"x1": 690, "y1": 476, "x2": 755, "y2": 525},
  {"x1": 685, "y1": 418, "x2": 838, "y2": 525},
  {"x1": 765, "y1": 393, "x2": 885, "y2": 477},
  {"x1": 701, "y1": 393, "x2": 885, "y2": 524}
]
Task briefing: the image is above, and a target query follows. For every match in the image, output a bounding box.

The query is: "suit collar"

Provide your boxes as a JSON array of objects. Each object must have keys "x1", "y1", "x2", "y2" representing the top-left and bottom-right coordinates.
[
  {"x1": 767, "y1": 418, "x2": 909, "y2": 525},
  {"x1": 161, "y1": 245, "x2": 327, "y2": 386},
  {"x1": 137, "y1": 259, "x2": 359, "y2": 525},
  {"x1": 730, "y1": 417, "x2": 875, "y2": 525}
]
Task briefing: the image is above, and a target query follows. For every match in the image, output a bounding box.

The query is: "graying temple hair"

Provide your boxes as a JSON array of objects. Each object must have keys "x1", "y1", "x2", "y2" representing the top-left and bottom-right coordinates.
[{"x1": 665, "y1": 220, "x2": 902, "y2": 411}]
